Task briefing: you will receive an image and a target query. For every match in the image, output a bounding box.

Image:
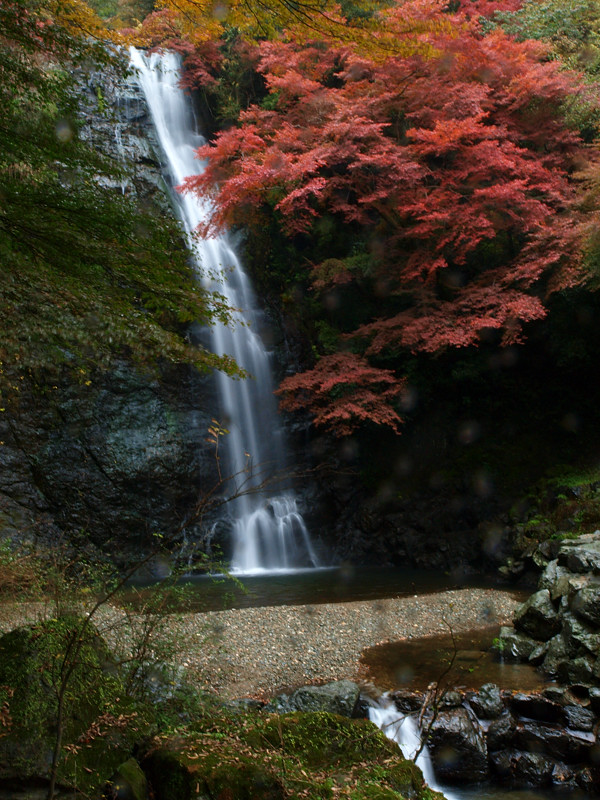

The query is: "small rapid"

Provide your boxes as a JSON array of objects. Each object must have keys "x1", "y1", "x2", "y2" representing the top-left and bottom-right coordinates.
[
  {"x1": 129, "y1": 48, "x2": 319, "y2": 574},
  {"x1": 369, "y1": 696, "x2": 456, "y2": 798},
  {"x1": 368, "y1": 696, "x2": 582, "y2": 800}
]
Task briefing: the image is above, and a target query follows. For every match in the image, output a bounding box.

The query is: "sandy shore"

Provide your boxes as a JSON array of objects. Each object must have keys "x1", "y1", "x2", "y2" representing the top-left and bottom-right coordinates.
[{"x1": 165, "y1": 588, "x2": 522, "y2": 699}]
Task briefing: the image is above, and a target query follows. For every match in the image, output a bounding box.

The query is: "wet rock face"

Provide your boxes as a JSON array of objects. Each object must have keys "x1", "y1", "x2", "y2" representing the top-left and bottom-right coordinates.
[
  {"x1": 0, "y1": 58, "x2": 221, "y2": 560},
  {"x1": 1, "y1": 363, "x2": 219, "y2": 559},
  {"x1": 427, "y1": 707, "x2": 488, "y2": 783},
  {"x1": 513, "y1": 589, "x2": 561, "y2": 641},
  {"x1": 559, "y1": 535, "x2": 600, "y2": 574},
  {"x1": 468, "y1": 682, "x2": 504, "y2": 719},
  {"x1": 264, "y1": 680, "x2": 361, "y2": 717}
]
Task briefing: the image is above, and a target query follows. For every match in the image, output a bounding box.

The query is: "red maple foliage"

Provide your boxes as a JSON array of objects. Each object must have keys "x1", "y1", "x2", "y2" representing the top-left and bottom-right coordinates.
[
  {"x1": 276, "y1": 353, "x2": 405, "y2": 435},
  {"x1": 182, "y1": 0, "x2": 597, "y2": 435}
]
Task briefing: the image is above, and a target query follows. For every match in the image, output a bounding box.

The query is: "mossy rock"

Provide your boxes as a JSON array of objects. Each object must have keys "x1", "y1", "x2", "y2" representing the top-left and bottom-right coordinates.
[
  {"x1": 255, "y1": 712, "x2": 400, "y2": 769},
  {"x1": 0, "y1": 617, "x2": 151, "y2": 794},
  {"x1": 104, "y1": 757, "x2": 148, "y2": 800},
  {"x1": 143, "y1": 743, "x2": 285, "y2": 800},
  {"x1": 142, "y1": 711, "x2": 443, "y2": 800}
]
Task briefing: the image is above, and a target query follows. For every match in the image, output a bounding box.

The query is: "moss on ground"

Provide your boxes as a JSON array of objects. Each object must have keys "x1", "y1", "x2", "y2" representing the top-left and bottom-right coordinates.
[{"x1": 143, "y1": 711, "x2": 445, "y2": 800}]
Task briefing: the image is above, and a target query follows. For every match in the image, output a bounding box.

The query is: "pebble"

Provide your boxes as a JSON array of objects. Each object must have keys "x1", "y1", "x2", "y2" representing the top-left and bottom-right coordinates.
[
  {"x1": 165, "y1": 588, "x2": 521, "y2": 699},
  {"x1": 0, "y1": 589, "x2": 521, "y2": 701}
]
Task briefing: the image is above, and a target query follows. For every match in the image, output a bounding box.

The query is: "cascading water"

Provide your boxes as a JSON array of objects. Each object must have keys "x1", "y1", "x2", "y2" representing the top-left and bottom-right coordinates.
[
  {"x1": 369, "y1": 696, "x2": 459, "y2": 800},
  {"x1": 129, "y1": 48, "x2": 319, "y2": 574}
]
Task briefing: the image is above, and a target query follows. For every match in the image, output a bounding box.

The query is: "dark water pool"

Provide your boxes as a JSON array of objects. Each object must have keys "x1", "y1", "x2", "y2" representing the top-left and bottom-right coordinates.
[
  {"x1": 361, "y1": 627, "x2": 548, "y2": 692},
  {"x1": 118, "y1": 565, "x2": 518, "y2": 612}
]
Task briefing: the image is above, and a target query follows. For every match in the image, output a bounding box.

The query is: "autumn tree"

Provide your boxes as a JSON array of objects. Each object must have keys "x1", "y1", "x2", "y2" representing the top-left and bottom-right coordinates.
[{"x1": 181, "y1": 0, "x2": 598, "y2": 434}]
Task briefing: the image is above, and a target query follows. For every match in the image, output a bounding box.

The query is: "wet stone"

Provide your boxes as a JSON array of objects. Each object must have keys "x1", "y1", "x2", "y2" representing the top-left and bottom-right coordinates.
[
  {"x1": 510, "y1": 693, "x2": 566, "y2": 724},
  {"x1": 558, "y1": 533, "x2": 600, "y2": 574},
  {"x1": 428, "y1": 708, "x2": 488, "y2": 783},
  {"x1": 486, "y1": 714, "x2": 516, "y2": 751},
  {"x1": 390, "y1": 690, "x2": 422, "y2": 714},
  {"x1": 496, "y1": 626, "x2": 538, "y2": 661},
  {"x1": 469, "y1": 683, "x2": 504, "y2": 719},
  {"x1": 513, "y1": 589, "x2": 561, "y2": 642},
  {"x1": 557, "y1": 655, "x2": 595, "y2": 685},
  {"x1": 541, "y1": 634, "x2": 568, "y2": 677},
  {"x1": 490, "y1": 750, "x2": 556, "y2": 786},
  {"x1": 570, "y1": 584, "x2": 600, "y2": 627},
  {"x1": 564, "y1": 704, "x2": 596, "y2": 731},
  {"x1": 562, "y1": 611, "x2": 600, "y2": 656},
  {"x1": 514, "y1": 721, "x2": 592, "y2": 762}
]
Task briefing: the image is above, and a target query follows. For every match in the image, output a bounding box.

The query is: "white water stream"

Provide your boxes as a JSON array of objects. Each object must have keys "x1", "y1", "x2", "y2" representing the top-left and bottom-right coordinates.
[
  {"x1": 369, "y1": 697, "x2": 570, "y2": 800},
  {"x1": 129, "y1": 48, "x2": 319, "y2": 574},
  {"x1": 369, "y1": 696, "x2": 457, "y2": 798}
]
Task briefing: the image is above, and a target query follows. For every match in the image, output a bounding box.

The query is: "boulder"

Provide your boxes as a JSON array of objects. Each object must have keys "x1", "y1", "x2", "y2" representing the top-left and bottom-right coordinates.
[
  {"x1": 265, "y1": 681, "x2": 360, "y2": 717},
  {"x1": 571, "y1": 584, "x2": 600, "y2": 626},
  {"x1": 439, "y1": 690, "x2": 462, "y2": 709},
  {"x1": 105, "y1": 758, "x2": 148, "y2": 800},
  {"x1": 564, "y1": 705, "x2": 596, "y2": 731},
  {"x1": 538, "y1": 560, "x2": 570, "y2": 600},
  {"x1": 553, "y1": 573, "x2": 589, "y2": 601},
  {"x1": 495, "y1": 626, "x2": 538, "y2": 661},
  {"x1": 514, "y1": 721, "x2": 592, "y2": 762},
  {"x1": 551, "y1": 762, "x2": 578, "y2": 789},
  {"x1": 513, "y1": 589, "x2": 560, "y2": 641},
  {"x1": 509, "y1": 693, "x2": 566, "y2": 724},
  {"x1": 390, "y1": 690, "x2": 423, "y2": 714},
  {"x1": 490, "y1": 750, "x2": 556, "y2": 786},
  {"x1": 541, "y1": 634, "x2": 568, "y2": 677},
  {"x1": 561, "y1": 611, "x2": 600, "y2": 657},
  {"x1": 486, "y1": 714, "x2": 516, "y2": 751},
  {"x1": 427, "y1": 708, "x2": 488, "y2": 783},
  {"x1": 590, "y1": 687, "x2": 600, "y2": 713},
  {"x1": 557, "y1": 656, "x2": 596, "y2": 685},
  {"x1": 558, "y1": 533, "x2": 600, "y2": 574},
  {"x1": 528, "y1": 640, "x2": 549, "y2": 665},
  {"x1": 142, "y1": 712, "x2": 435, "y2": 800},
  {"x1": 469, "y1": 683, "x2": 504, "y2": 720}
]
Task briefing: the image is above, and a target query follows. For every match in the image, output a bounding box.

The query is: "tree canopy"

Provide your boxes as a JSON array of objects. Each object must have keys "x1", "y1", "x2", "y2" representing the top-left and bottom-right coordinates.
[
  {"x1": 4, "y1": 0, "x2": 600, "y2": 436},
  {"x1": 176, "y1": 0, "x2": 600, "y2": 433}
]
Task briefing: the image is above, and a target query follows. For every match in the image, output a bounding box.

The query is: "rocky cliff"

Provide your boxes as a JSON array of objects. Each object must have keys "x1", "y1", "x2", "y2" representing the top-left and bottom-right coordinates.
[{"x1": 0, "y1": 55, "x2": 220, "y2": 563}]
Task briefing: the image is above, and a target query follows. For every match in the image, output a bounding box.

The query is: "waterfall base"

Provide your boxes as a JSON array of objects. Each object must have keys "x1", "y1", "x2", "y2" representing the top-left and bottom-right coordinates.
[{"x1": 230, "y1": 494, "x2": 320, "y2": 575}]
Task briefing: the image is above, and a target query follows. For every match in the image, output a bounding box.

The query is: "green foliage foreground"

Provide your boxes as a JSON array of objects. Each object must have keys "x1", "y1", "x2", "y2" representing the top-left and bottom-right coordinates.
[
  {"x1": 0, "y1": 616, "x2": 152, "y2": 794},
  {"x1": 0, "y1": 616, "x2": 443, "y2": 800},
  {"x1": 144, "y1": 711, "x2": 442, "y2": 800}
]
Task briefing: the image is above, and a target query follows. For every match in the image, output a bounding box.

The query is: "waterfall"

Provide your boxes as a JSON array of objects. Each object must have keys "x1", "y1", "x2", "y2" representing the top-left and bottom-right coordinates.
[
  {"x1": 369, "y1": 696, "x2": 459, "y2": 800},
  {"x1": 129, "y1": 48, "x2": 319, "y2": 575}
]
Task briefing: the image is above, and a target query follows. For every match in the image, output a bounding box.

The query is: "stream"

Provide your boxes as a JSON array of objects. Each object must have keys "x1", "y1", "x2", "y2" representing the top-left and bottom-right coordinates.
[{"x1": 370, "y1": 697, "x2": 590, "y2": 800}]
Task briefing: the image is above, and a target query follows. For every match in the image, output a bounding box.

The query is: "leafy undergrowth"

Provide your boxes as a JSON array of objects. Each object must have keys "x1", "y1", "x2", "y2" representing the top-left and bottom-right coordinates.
[
  {"x1": 0, "y1": 616, "x2": 153, "y2": 794},
  {"x1": 143, "y1": 711, "x2": 444, "y2": 800},
  {"x1": 502, "y1": 465, "x2": 600, "y2": 566}
]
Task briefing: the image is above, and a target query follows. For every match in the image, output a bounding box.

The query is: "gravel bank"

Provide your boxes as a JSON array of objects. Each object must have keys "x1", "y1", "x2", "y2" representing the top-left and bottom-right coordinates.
[
  {"x1": 0, "y1": 589, "x2": 522, "y2": 700},
  {"x1": 167, "y1": 588, "x2": 521, "y2": 699}
]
